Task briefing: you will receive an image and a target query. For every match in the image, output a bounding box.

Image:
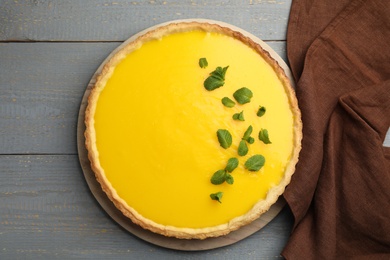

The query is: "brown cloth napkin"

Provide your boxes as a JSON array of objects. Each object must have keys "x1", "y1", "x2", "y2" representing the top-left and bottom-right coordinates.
[{"x1": 282, "y1": 0, "x2": 390, "y2": 259}]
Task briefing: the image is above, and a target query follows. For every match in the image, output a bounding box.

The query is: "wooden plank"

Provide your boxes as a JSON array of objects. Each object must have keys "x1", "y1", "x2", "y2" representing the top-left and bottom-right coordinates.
[
  {"x1": 0, "y1": 154, "x2": 293, "y2": 259},
  {"x1": 0, "y1": 42, "x2": 119, "y2": 154},
  {"x1": 0, "y1": 0, "x2": 291, "y2": 42},
  {"x1": 0, "y1": 41, "x2": 287, "y2": 155}
]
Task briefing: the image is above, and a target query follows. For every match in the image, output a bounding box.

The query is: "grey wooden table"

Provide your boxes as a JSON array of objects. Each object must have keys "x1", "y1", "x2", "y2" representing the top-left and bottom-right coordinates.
[{"x1": 0, "y1": 1, "x2": 296, "y2": 258}]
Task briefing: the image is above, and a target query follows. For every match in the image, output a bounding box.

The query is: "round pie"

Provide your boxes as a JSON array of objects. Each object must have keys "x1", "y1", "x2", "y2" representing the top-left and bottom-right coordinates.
[{"x1": 84, "y1": 21, "x2": 302, "y2": 239}]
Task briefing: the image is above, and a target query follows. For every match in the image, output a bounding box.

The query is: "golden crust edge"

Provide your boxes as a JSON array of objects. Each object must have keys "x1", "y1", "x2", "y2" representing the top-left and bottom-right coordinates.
[{"x1": 84, "y1": 21, "x2": 302, "y2": 240}]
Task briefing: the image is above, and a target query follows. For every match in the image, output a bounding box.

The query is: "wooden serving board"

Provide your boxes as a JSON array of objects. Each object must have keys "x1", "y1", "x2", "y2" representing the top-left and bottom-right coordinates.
[{"x1": 77, "y1": 19, "x2": 293, "y2": 251}]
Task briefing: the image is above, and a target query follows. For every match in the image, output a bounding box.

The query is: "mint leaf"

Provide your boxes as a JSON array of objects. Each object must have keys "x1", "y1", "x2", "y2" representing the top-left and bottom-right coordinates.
[
  {"x1": 211, "y1": 158, "x2": 238, "y2": 186},
  {"x1": 217, "y1": 129, "x2": 232, "y2": 149},
  {"x1": 199, "y1": 58, "x2": 208, "y2": 68},
  {"x1": 222, "y1": 66, "x2": 229, "y2": 77},
  {"x1": 233, "y1": 87, "x2": 253, "y2": 104},
  {"x1": 238, "y1": 140, "x2": 248, "y2": 156},
  {"x1": 259, "y1": 129, "x2": 272, "y2": 144},
  {"x1": 242, "y1": 125, "x2": 253, "y2": 141},
  {"x1": 257, "y1": 106, "x2": 266, "y2": 117},
  {"x1": 212, "y1": 66, "x2": 228, "y2": 80},
  {"x1": 244, "y1": 155, "x2": 265, "y2": 171},
  {"x1": 211, "y1": 170, "x2": 226, "y2": 185},
  {"x1": 222, "y1": 97, "x2": 235, "y2": 108},
  {"x1": 225, "y1": 157, "x2": 239, "y2": 173},
  {"x1": 204, "y1": 66, "x2": 229, "y2": 91},
  {"x1": 247, "y1": 137, "x2": 255, "y2": 144},
  {"x1": 232, "y1": 111, "x2": 245, "y2": 121},
  {"x1": 225, "y1": 173, "x2": 234, "y2": 185},
  {"x1": 204, "y1": 76, "x2": 224, "y2": 91},
  {"x1": 210, "y1": 192, "x2": 223, "y2": 203}
]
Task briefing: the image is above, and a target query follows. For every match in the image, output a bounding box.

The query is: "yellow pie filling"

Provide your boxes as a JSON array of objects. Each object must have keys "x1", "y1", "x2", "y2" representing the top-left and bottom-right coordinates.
[{"x1": 94, "y1": 30, "x2": 293, "y2": 228}]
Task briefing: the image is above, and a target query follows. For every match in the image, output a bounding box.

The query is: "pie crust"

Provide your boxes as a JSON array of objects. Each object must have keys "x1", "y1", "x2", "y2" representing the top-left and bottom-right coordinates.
[{"x1": 84, "y1": 21, "x2": 302, "y2": 239}]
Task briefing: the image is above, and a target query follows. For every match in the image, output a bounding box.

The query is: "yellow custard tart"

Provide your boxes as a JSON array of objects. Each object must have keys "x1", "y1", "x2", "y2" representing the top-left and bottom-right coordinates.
[{"x1": 85, "y1": 21, "x2": 302, "y2": 239}]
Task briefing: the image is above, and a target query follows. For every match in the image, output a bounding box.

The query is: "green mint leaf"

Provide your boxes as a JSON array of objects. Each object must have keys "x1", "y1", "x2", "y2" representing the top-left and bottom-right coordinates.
[
  {"x1": 204, "y1": 76, "x2": 225, "y2": 91},
  {"x1": 225, "y1": 157, "x2": 239, "y2": 173},
  {"x1": 225, "y1": 173, "x2": 234, "y2": 185},
  {"x1": 233, "y1": 87, "x2": 253, "y2": 104},
  {"x1": 222, "y1": 66, "x2": 229, "y2": 78},
  {"x1": 259, "y1": 128, "x2": 272, "y2": 144},
  {"x1": 211, "y1": 169, "x2": 226, "y2": 185},
  {"x1": 211, "y1": 66, "x2": 228, "y2": 80},
  {"x1": 244, "y1": 155, "x2": 265, "y2": 171},
  {"x1": 199, "y1": 57, "x2": 208, "y2": 68},
  {"x1": 247, "y1": 136, "x2": 255, "y2": 144},
  {"x1": 238, "y1": 140, "x2": 249, "y2": 156},
  {"x1": 242, "y1": 125, "x2": 253, "y2": 141},
  {"x1": 232, "y1": 111, "x2": 245, "y2": 121},
  {"x1": 257, "y1": 106, "x2": 266, "y2": 117},
  {"x1": 204, "y1": 66, "x2": 229, "y2": 91},
  {"x1": 222, "y1": 97, "x2": 235, "y2": 108},
  {"x1": 210, "y1": 192, "x2": 223, "y2": 203},
  {"x1": 217, "y1": 129, "x2": 232, "y2": 149}
]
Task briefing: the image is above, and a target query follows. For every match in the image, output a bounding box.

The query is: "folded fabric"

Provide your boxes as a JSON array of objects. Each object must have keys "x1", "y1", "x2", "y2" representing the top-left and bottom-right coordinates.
[{"x1": 282, "y1": 0, "x2": 390, "y2": 258}]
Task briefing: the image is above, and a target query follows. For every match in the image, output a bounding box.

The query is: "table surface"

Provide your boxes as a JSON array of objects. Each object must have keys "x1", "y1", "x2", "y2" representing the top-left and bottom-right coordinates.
[{"x1": 1, "y1": 1, "x2": 389, "y2": 259}]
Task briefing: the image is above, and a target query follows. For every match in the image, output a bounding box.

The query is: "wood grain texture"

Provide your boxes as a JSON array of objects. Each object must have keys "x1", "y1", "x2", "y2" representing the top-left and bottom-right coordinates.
[
  {"x1": 0, "y1": 155, "x2": 293, "y2": 259},
  {"x1": 0, "y1": 0, "x2": 292, "y2": 42},
  {"x1": 0, "y1": 41, "x2": 287, "y2": 155}
]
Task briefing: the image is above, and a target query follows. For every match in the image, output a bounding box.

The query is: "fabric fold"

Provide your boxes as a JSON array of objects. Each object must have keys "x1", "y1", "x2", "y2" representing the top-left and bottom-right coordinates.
[
  {"x1": 339, "y1": 81, "x2": 390, "y2": 140},
  {"x1": 287, "y1": 0, "x2": 353, "y2": 81},
  {"x1": 284, "y1": 84, "x2": 390, "y2": 258},
  {"x1": 282, "y1": 0, "x2": 390, "y2": 258}
]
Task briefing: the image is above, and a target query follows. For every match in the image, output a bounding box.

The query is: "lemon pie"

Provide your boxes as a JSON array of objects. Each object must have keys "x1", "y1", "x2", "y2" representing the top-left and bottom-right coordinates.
[{"x1": 85, "y1": 21, "x2": 302, "y2": 239}]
